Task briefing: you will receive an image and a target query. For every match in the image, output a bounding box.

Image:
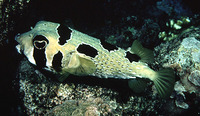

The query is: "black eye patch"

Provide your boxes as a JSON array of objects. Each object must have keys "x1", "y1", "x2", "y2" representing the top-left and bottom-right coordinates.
[
  {"x1": 100, "y1": 39, "x2": 118, "y2": 51},
  {"x1": 125, "y1": 52, "x2": 141, "y2": 62},
  {"x1": 57, "y1": 24, "x2": 72, "y2": 45},
  {"x1": 77, "y1": 44, "x2": 98, "y2": 58},
  {"x1": 33, "y1": 35, "x2": 49, "y2": 68},
  {"x1": 52, "y1": 51, "x2": 63, "y2": 72},
  {"x1": 33, "y1": 47, "x2": 47, "y2": 68}
]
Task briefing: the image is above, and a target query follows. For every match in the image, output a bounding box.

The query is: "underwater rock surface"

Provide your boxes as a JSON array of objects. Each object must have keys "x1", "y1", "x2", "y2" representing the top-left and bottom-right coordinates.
[
  {"x1": 1, "y1": 0, "x2": 200, "y2": 115},
  {"x1": 17, "y1": 58, "x2": 165, "y2": 115},
  {"x1": 155, "y1": 28, "x2": 200, "y2": 113},
  {"x1": 16, "y1": 27, "x2": 200, "y2": 115}
]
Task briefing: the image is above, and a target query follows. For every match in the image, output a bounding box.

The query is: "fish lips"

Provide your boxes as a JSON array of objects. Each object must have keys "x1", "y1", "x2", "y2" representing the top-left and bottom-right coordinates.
[{"x1": 15, "y1": 33, "x2": 22, "y2": 54}]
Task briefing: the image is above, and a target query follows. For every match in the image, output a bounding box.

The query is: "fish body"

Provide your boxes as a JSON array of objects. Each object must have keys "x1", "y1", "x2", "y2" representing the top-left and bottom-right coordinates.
[{"x1": 15, "y1": 21, "x2": 175, "y2": 98}]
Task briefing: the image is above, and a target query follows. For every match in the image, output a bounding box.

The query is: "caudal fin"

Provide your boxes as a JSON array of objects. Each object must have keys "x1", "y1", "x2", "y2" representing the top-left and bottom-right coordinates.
[{"x1": 153, "y1": 68, "x2": 175, "y2": 98}]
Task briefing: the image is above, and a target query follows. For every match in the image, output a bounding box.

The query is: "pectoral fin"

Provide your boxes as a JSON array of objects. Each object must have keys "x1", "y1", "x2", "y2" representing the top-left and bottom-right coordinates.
[
  {"x1": 66, "y1": 53, "x2": 96, "y2": 75},
  {"x1": 78, "y1": 56, "x2": 96, "y2": 74},
  {"x1": 68, "y1": 53, "x2": 80, "y2": 68}
]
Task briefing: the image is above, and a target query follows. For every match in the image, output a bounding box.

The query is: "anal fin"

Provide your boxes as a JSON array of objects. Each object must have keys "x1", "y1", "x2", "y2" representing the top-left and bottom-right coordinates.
[{"x1": 128, "y1": 78, "x2": 147, "y2": 93}]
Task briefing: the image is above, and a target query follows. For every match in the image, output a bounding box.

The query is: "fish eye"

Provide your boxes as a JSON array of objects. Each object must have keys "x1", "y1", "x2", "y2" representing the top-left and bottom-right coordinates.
[
  {"x1": 33, "y1": 35, "x2": 49, "y2": 50},
  {"x1": 33, "y1": 40, "x2": 48, "y2": 49}
]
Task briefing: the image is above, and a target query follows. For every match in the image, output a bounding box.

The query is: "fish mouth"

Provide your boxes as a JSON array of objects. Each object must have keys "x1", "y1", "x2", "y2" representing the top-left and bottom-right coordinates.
[
  {"x1": 15, "y1": 33, "x2": 21, "y2": 43},
  {"x1": 15, "y1": 44, "x2": 21, "y2": 54},
  {"x1": 15, "y1": 33, "x2": 22, "y2": 54}
]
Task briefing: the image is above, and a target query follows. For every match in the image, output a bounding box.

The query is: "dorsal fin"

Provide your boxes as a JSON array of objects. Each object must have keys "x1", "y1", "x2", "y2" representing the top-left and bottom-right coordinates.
[{"x1": 130, "y1": 40, "x2": 154, "y2": 63}]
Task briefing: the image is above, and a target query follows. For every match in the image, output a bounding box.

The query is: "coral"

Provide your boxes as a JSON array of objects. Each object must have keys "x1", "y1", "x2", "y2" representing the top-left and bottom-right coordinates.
[
  {"x1": 158, "y1": 17, "x2": 191, "y2": 41},
  {"x1": 17, "y1": 58, "x2": 119, "y2": 115},
  {"x1": 188, "y1": 70, "x2": 200, "y2": 87},
  {"x1": 4, "y1": 0, "x2": 199, "y2": 115},
  {"x1": 154, "y1": 28, "x2": 200, "y2": 114},
  {"x1": 15, "y1": 10, "x2": 200, "y2": 116},
  {"x1": 45, "y1": 98, "x2": 114, "y2": 116},
  {"x1": 179, "y1": 37, "x2": 200, "y2": 64},
  {"x1": 17, "y1": 57, "x2": 168, "y2": 115},
  {"x1": 105, "y1": 18, "x2": 161, "y2": 49}
]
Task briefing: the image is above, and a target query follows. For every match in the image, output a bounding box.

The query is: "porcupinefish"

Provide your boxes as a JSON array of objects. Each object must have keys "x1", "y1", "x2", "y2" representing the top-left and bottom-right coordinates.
[{"x1": 15, "y1": 21, "x2": 175, "y2": 98}]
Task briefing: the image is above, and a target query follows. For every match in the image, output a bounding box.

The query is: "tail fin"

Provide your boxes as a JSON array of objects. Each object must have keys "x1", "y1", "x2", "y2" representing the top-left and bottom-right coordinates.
[{"x1": 153, "y1": 68, "x2": 175, "y2": 98}]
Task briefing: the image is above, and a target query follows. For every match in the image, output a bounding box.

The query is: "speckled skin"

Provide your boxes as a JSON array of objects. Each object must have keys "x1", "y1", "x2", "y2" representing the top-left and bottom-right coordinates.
[
  {"x1": 15, "y1": 21, "x2": 156, "y2": 81},
  {"x1": 93, "y1": 50, "x2": 155, "y2": 79}
]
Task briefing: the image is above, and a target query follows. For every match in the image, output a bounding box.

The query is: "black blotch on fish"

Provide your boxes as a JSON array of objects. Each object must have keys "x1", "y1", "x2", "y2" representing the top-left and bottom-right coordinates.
[
  {"x1": 100, "y1": 39, "x2": 118, "y2": 51},
  {"x1": 33, "y1": 47, "x2": 47, "y2": 68},
  {"x1": 57, "y1": 24, "x2": 72, "y2": 45},
  {"x1": 52, "y1": 51, "x2": 63, "y2": 72},
  {"x1": 125, "y1": 52, "x2": 141, "y2": 62},
  {"x1": 77, "y1": 44, "x2": 98, "y2": 58}
]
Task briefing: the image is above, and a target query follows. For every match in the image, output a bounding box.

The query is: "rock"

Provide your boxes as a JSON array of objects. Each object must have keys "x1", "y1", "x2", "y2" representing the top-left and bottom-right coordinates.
[
  {"x1": 17, "y1": 58, "x2": 164, "y2": 115},
  {"x1": 45, "y1": 98, "x2": 112, "y2": 116},
  {"x1": 188, "y1": 70, "x2": 200, "y2": 87},
  {"x1": 154, "y1": 28, "x2": 200, "y2": 114},
  {"x1": 179, "y1": 37, "x2": 200, "y2": 64}
]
